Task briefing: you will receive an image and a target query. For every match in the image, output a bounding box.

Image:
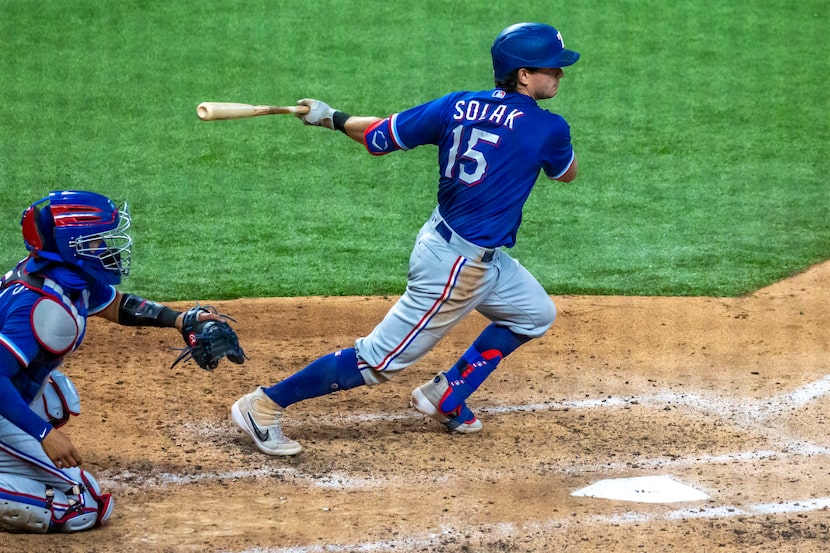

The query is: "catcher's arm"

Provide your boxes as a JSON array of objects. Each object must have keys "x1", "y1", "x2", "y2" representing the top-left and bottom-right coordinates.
[
  {"x1": 41, "y1": 428, "x2": 82, "y2": 468},
  {"x1": 98, "y1": 293, "x2": 243, "y2": 371},
  {"x1": 98, "y1": 291, "x2": 223, "y2": 329}
]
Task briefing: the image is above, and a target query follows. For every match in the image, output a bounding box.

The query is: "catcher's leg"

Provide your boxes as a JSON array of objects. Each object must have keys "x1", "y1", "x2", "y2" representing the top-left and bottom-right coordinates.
[
  {"x1": 0, "y1": 470, "x2": 112, "y2": 533},
  {"x1": 0, "y1": 472, "x2": 53, "y2": 533},
  {"x1": 0, "y1": 394, "x2": 112, "y2": 532}
]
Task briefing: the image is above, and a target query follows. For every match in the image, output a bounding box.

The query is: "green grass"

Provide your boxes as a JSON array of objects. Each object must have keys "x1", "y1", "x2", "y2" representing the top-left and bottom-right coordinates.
[{"x1": 1, "y1": 0, "x2": 827, "y2": 300}]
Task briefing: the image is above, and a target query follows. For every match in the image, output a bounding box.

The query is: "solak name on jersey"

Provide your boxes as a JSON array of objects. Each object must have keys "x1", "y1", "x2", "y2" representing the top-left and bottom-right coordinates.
[{"x1": 451, "y1": 99, "x2": 524, "y2": 130}]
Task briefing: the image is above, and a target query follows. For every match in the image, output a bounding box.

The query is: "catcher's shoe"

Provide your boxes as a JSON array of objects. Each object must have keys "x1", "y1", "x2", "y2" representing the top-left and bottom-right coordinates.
[
  {"x1": 410, "y1": 373, "x2": 483, "y2": 434},
  {"x1": 231, "y1": 388, "x2": 302, "y2": 456}
]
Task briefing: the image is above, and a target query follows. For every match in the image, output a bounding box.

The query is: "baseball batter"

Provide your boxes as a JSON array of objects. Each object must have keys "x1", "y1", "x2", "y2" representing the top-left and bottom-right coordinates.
[
  {"x1": 0, "y1": 190, "x2": 224, "y2": 533},
  {"x1": 232, "y1": 22, "x2": 580, "y2": 455}
]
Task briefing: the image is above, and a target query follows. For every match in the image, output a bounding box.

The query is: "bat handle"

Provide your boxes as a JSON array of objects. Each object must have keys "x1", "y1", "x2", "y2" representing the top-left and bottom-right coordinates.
[{"x1": 261, "y1": 105, "x2": 310, "y2": 116}]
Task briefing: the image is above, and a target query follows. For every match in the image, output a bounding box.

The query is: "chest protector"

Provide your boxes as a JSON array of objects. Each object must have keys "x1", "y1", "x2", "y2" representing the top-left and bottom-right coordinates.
[{"x1": 1, "y1": 265, "x2": 88, "y2": 356}]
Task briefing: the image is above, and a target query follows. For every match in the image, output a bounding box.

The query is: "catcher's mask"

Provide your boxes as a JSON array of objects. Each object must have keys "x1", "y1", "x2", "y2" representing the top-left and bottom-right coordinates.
[
  {"x1": 491, "y1": 22, "x2": 580, "y2": 82},
  {"x1": 21, "y1": 190, "x2": 133, "y2": 285}
]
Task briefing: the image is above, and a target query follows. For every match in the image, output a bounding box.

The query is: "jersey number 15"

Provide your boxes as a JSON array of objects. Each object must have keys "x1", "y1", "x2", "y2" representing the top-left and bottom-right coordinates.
[{"x1": 443, "y1": 125, "x2": 501, "y2": 186}]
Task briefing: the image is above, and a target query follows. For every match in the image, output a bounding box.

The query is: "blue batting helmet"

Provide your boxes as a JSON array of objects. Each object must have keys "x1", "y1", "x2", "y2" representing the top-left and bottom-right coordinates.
[
  {"x1": 491, "y1": 22, "x2": 580, "y2": 82},
  {"x1": 21, "y1": 190, "x2": 132, "y2": 285}
]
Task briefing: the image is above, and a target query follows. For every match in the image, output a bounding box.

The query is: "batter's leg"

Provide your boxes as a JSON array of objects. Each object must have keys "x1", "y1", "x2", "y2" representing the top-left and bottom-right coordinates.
[
  {"x1": 440, "y1": 323, "x2": 531, "y2": 412},
  {"x1": 231, "y1": 348, "x2": 365, "y2": 456},
  {"x1": 412, "y1": 251, "x2": 554, "y2": 432},
  {"x1": 356, "y1": 225, "x2": 496, "y2": 379},
  {"x1": 411, "y1": 323, "x2": 530, "y2": 433},
  {"x1": 263, "y1": 347, "x2": 365, "y2": 407}
]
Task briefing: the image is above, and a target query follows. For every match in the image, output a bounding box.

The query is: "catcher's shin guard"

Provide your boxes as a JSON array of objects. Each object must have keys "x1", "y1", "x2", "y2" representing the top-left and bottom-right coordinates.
[
  {"x1": 0, "y1": 497, "x2": 53, "y2": 533},
  {"x1": 79, "y1": 470, "x2": 114, "y2": 528},
  {"x1": 51, "y1": 471, "x2": 113, "y2": 532},
  {"x1": 0, "y1": 471, "x2": 111, "y2": 533}
]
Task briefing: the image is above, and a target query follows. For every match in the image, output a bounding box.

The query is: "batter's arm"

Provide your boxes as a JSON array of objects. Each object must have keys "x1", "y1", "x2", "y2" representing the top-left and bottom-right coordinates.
[
  {"x1": 340, "y1": 115, "x2": 382, "y2": 144},
  {"x1": 295, "y1": 98, "x2": 381, "y2": 144},
  {"x1": 555, "y1": 154, "x2": 578, "y2": 182}
]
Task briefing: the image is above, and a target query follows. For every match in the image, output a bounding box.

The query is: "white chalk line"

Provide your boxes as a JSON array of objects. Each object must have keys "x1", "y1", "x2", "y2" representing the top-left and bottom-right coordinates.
[
  {"x1": 104, "y1": 466, "x2": 298, "y2": 488},
  {"x1": 176, "y1": 373, "x2": 830, "y2": 431},
  {"x1": 315, "y1": 373, "x2": 830, "y2": 425},
  {"x1": 97, "y1": 374, "x2": 830, "y2": 552},
  {"x1": 99, "y1": 440, "x2": 830, "y2": 491},
  {"x1": 224, "y1": 496, "x2": 830, "y2": 553},
  {"x1": 486, "y1": 373, "x2": 830, "y2": 422},
  {"x1": 562, "y1": 441, "x2": 830, "y2": 476},
  {"x1": 99, "y1": 374, "x2": 830, "y2": 491}
]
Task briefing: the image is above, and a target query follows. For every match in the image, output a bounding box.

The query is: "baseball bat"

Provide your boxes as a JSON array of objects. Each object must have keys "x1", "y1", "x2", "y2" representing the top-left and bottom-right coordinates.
[{"x1": 196, "y1": 102, "x2": 310, "y2": 121}]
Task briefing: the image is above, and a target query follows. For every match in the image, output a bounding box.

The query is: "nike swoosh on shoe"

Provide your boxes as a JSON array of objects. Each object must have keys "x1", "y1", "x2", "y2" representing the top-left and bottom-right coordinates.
[{"x1": 248, "y1": 413, "x2": 270, "y2": 442}]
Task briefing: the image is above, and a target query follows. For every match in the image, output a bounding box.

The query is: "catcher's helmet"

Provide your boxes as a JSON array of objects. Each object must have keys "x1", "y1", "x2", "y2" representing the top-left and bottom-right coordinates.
[
  {"x1": 21, "y1": 190, "x2": 132, "y2": 285},
  {"x1": 491, "y1": 22, "x2": 580, "y2": 82}
]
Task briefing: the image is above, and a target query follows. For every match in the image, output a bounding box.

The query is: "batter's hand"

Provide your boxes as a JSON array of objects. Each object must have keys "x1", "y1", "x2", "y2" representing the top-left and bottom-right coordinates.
[
  {"x1": 42, "y1": 427, "x2": 82, "y2": 468},
  {"x1": 296, "y1": 98, "x2": 335, "y2": 129}
]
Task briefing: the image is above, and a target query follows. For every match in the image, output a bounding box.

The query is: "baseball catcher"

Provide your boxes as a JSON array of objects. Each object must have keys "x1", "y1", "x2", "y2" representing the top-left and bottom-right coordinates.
[{"x1": 0, "y1": 190, "x2": 245, "y2": 533}]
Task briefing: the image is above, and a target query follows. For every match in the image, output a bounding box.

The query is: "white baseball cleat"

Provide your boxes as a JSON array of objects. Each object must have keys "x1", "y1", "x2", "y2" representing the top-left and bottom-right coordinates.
[
  {"x1": 231, "y1": 387, "x2": 302, "y2": 456},
  {"x1": 410, "y1": 373, "x2": 483, "y2": 433}
]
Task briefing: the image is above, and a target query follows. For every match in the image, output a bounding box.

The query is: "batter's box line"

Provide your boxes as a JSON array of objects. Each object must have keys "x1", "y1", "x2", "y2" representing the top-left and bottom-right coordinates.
[
  {"x1": 106, "y1": 375, "x2": 829, "y2": 490},
  {"x1": 594, "y1": 496, "x2": 830, "y2": 524},
  {"x1": 483, "y1": 373, "x2": 830, "y2": 419},
  {"x1": 98, "y1": 442, "x2": 828, "y2": 492},
  {"x1": 560, "y1": 441, "x2": 830, "y2": 476},
  {"x1": 223, "y1": 496, "x2": 830, "y2": 553},
  {"x1": 335, "y1": 374, "x2": 830, "y2": 426},
  {"x1": 165, "y1": 374, "x2": 830, "y2": 436}
]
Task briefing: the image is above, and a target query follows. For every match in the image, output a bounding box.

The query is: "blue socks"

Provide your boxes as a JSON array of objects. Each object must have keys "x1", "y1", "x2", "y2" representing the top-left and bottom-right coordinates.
[
  {"x1": 439, "y1": 324, "x2": 530, "y2": 413},
  {"x1": 263, "y1": 348, "x2": 364, "y2": 408},
  {"x1": 261, "y1": 325, "x2": 531, "y2": 413}
]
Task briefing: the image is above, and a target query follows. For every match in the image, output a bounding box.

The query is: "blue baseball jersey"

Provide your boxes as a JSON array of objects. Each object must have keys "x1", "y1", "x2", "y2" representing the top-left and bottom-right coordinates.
[
  {"x1": 0, "y1": 259, "x2": 116, "y2": 440},
  {"x1": 365, "y1": 89, "x2": 574, "y2": 248}
]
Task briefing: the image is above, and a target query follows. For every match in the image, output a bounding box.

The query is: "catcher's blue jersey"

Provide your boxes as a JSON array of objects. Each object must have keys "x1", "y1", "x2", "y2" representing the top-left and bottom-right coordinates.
[
  {"x1": 365, "y1": 89, "x2": 574, "y2": 248},
  {"x1": 0, "y1": 259, "x2": 115, "y2": 439}
]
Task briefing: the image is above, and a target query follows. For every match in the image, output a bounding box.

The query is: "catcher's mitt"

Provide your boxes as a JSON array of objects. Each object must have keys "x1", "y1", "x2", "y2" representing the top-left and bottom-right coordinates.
[{"x1": 171, "y1": 305, "x2": 247, "y2": 371}]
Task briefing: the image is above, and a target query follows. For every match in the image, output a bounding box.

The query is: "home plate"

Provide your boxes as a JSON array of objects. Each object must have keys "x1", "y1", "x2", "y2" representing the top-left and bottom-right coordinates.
[{"x1": 572, "y1": 475, "x2": 708, "y2": 504}]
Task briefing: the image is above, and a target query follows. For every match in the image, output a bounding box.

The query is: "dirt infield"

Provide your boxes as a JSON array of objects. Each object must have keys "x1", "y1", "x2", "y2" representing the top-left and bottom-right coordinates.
[{"x1": 3, "y1": 262, "x2": 828, "y2": 552}]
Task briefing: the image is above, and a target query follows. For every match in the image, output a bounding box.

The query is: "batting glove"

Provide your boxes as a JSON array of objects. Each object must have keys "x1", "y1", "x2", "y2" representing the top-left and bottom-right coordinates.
[{"x1": 296, "y1": 98, "x2": 335, "y2": 129}]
